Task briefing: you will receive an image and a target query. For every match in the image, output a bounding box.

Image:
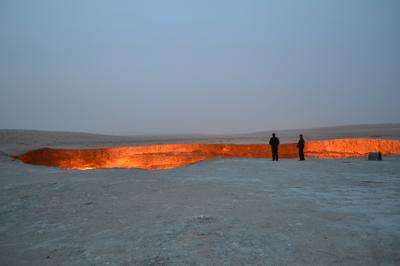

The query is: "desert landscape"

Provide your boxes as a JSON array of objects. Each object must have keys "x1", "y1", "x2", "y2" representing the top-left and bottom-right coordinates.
[
  {"x1": 1, "y1": 124, "x2": 400, "y2": 265},
  {"x1": 2, "y1": 1, "x2": 400, "y2": 265}
]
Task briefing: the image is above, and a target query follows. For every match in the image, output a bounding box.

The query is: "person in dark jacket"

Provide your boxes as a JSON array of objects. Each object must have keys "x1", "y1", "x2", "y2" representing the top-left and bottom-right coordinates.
[
  {"x1": 269, "y1": 133, "x2": 280, "y2": 161},
  {"x1": 297, "y1": 134, "x2": 305, "y2": 160}
]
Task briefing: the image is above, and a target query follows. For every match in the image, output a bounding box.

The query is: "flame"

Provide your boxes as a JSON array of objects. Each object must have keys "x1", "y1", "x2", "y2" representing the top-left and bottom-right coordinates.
[{"x1": 15, "y1": 138, "x2": 400, "y2": 170}]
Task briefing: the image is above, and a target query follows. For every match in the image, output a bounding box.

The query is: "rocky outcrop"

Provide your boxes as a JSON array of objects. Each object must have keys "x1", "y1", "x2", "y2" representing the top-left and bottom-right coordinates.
[
  {"x1": 15, "y1": 138, "x2": 400, "y2": 170},
  {"x1": 368, "y1": 152, "x2": 382, "y2": 161}
]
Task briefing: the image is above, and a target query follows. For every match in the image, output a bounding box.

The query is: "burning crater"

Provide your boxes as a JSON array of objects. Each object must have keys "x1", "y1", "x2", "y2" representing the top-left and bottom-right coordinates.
[{"x1": 15, "y1": 138, "x2": 400, "y2": 170}]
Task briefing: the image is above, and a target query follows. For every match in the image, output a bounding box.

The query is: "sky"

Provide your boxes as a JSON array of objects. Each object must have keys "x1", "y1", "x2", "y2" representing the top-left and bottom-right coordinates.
[{"x1": 1, "y1": 0, "x2": 399, "y2": 135}]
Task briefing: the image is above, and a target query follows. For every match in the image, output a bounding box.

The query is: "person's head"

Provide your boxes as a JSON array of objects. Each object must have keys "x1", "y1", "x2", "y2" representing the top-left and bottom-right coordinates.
[
  {"x1": 299, "y1": 134, "x2": 303, "y2": 138},
  {"x1": 272, "y1": 133, "x2": 276, "y2": 137}
]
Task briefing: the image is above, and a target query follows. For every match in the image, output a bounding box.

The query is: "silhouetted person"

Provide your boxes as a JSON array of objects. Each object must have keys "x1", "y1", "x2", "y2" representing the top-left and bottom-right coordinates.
[
  {"x1": 269, "y1": 133, "x2": 280, "y2": 161},
  {"x1": 297, "y1": 134, "x2": 305, "y2": 161}
]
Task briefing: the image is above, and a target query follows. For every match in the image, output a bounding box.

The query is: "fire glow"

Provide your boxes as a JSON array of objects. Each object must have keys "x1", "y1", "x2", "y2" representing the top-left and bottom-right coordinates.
[{"x1": 15, "y1": 138, "x2": 400, "y2": 170}]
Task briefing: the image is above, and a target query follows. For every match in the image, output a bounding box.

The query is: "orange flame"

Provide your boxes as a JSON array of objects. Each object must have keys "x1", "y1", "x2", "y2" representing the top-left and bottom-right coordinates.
[{"x1": 15, "y1": 138, "x2": 400, "y2": 170}]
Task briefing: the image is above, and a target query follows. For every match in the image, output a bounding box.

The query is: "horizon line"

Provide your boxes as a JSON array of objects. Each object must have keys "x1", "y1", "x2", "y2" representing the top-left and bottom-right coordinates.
[{"x1": 1, "y1": 122, "x2": 400, "y2": 138}]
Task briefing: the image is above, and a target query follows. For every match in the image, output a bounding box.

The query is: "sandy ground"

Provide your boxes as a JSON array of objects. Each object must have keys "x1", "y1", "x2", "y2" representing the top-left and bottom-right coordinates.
[{"x1": 1, "y1": 125, "x2": 400, "y2": 265}]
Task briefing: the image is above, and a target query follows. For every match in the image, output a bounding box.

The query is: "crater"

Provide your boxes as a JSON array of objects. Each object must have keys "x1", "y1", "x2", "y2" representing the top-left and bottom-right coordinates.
[{"x1": 14, "y1": 139, "x2": 400, "y2": 170}]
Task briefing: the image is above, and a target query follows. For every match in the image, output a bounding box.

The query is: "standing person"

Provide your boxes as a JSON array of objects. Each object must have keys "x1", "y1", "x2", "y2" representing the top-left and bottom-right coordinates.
[
  {"x1": 297, "y1": 134, "x2": 305, "y2": 161},
  {"x1": 269, "y1": 133, "x2": 280, "y2": 161}
]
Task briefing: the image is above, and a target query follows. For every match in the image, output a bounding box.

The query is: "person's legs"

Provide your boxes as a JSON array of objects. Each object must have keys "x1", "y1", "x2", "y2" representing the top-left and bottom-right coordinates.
[
  {"x1": 272, "y1": 150, "x2": 277, "y2": 161},
  {"x1": 299, "y1": 148, "x2": 305, "y2": 160}
]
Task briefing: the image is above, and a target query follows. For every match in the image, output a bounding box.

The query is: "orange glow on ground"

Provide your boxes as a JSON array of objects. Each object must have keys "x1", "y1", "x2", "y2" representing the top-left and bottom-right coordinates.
[{"x1": 15, "y1": 138, "x2": 400, "y2": 170}]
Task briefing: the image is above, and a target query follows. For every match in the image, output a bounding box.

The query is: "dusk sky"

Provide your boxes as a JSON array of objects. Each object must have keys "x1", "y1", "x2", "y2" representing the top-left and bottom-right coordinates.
[{"x1": 1, "y1": 0, "x2": 399, "y2": 135}]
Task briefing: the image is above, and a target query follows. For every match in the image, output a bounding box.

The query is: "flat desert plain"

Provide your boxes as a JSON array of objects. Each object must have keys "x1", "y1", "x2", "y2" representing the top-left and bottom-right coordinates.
[{"x1": 1, "y1": 124, "x2": 400, "y2": 265}]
